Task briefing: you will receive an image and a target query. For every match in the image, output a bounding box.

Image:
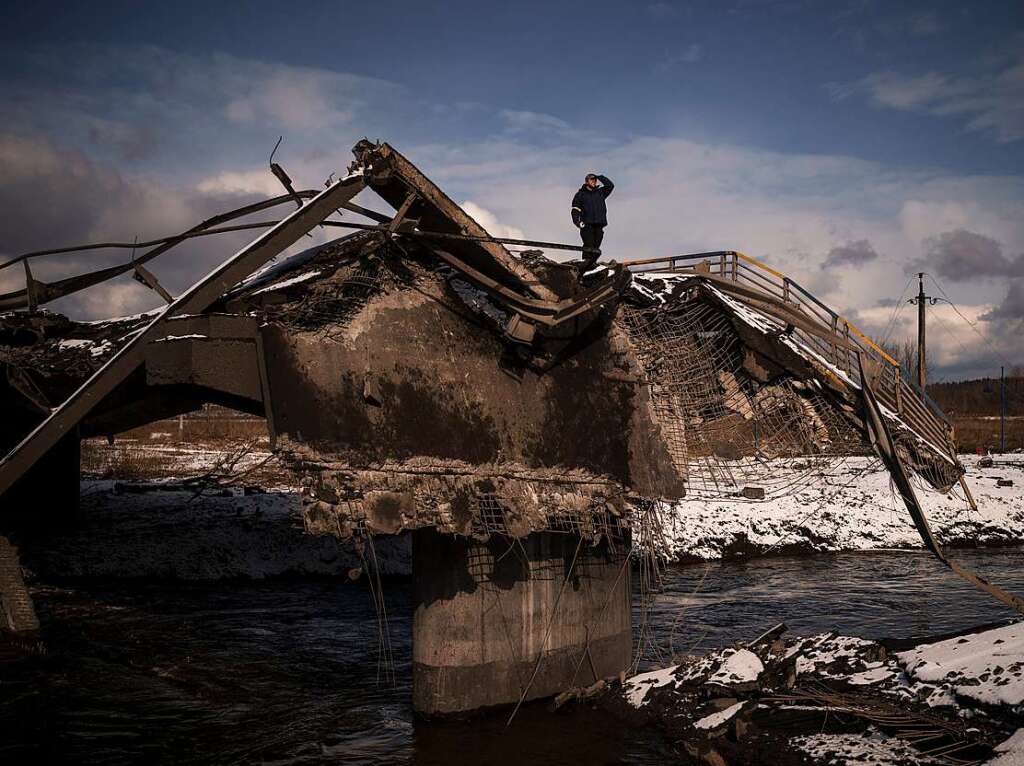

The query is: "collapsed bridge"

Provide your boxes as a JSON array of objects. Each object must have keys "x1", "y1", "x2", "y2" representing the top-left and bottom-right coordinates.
[{"x1": 0, "y1": 140, "x2": 1017, "y2": 714}]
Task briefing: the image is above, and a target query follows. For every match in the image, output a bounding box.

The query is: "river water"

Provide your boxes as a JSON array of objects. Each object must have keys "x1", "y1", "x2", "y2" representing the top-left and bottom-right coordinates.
[{"x1": 3, "y1": 548, "x2": 1023, "y2": 765}]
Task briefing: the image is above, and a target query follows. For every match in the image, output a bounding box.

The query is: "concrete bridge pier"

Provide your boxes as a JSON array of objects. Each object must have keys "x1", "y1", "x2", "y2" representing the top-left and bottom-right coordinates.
[{"x1": 411, "y1": 527, "x2": 632, "y2": 716}]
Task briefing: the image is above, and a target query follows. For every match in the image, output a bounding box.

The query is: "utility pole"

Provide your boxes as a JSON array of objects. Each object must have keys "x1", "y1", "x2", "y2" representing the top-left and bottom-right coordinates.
[{"x1": 908, "y1": 272, "x2": 933, "y2": 391}]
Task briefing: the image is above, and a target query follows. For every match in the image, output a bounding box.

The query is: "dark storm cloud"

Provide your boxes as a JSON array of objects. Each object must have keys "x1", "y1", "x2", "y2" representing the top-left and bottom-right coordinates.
[
  {"x1": 981, "y1": 279, "x2": 1024, "y2": 321},
  {"x1": 0, "y1": 132, "x2": 268, "y2": 318},
  {"x1": 822, "y1": 239, "x2": 879, "y2": 269},
  {"x1": 908, "y1": 229, "x2": 1024, "y2": 282}
]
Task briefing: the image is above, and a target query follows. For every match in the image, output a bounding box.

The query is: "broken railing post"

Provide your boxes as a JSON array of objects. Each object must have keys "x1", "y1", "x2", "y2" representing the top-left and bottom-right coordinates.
[{"x1": 22, "y1": 260, "x2": 38, "y2": 312}]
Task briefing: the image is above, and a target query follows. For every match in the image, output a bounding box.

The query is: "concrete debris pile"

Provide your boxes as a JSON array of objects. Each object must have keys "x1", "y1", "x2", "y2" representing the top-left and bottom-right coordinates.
[{"x1": 608, "y1": 621, "x2": 1024, "y2": 765}]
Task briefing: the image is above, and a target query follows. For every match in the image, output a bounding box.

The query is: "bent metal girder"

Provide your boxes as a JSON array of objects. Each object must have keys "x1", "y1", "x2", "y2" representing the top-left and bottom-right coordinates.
[
  {"x1": 858, "y1": 354, "x2": 1024, "y2": 616},
  {"x1": 0, "y1": 173, "x2": 367, "y2": 500}
]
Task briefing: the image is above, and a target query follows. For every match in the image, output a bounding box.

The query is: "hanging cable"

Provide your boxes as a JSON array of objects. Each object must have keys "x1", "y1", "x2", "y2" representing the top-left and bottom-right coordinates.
[
  {"x1": 926, "y1": 274, "x2": 1014, "y2": 368},
  {"x1": 879, "y1": 275, "x2": 915, "y2": 346}
]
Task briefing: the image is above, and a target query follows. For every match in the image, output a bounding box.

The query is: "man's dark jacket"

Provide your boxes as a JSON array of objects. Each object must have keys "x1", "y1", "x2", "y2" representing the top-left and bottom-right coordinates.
[{"x1": 570, "y1": 175, "x2": 614, "y2": 227}]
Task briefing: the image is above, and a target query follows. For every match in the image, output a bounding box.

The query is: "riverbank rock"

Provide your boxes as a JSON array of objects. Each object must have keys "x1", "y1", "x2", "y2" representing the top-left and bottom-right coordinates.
[{"x1": 605, "y1": 621, "x2": 1024, "y2": 765}]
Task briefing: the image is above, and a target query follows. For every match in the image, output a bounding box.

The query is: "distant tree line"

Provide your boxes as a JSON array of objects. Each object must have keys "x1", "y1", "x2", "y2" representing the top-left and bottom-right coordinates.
[
  {"x1": 927, "y1": 374, "x2": 1024, "y2": 417},
  {"x1": 874, "y1": 338, "x2": 1022, "y2": 416}
]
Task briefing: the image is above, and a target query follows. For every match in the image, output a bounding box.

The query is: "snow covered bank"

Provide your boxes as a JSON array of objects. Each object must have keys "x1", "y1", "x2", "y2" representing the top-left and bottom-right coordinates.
[
  {"x1": 663, "y1": 454, "x2": 1024, "y2": 561},
  {"x1": 612, "y1": 621, "x2": 1024, "y2": 765},
  {"x1": 23, "y1": 481, "x2": 410, "y2": 580}
]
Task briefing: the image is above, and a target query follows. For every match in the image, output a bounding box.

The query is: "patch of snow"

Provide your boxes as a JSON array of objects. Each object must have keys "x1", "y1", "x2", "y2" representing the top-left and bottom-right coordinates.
[
  {"x1": 694, "y1": 700, "x2": 745, "y2": 730},
  {"x1": 624, "y1": 665, "x2": 679, "y2": 708},
  {"x1": 792, "y1": 731, "x2": 941, "y2": 765},
  {"x1": 83, "y1": 309, "x2": 161, "y2": 325},
  {"x1": 154, "y1": 333, "x2": 208, "y2": 342},
  {"x1": 897, "y1": 622, "x2": 1024, "y2": 709},
  {"x1": 233, "y1": 232, "x2": 364, "y2": 294},
  {"x1": 58, "y1": 337, "x2": 113, "y2": 357},
  {"x1": 709, "y1": 648, "x2": 763, "y2": 685},
  {"x1": 628, "y1": 273, "x2": 694, "y2": 304},
  {"x1": 250, "y1": 269, "x2": 322, "y2": 295},
  {"x1": 847, "y1": 665, "x2": 897, "y2": 686},
  {"x1": 791, "y1": 633, "x2": 879, "y2": 679},
  {"x1": 988, "y1": 729, "x2": 1024, "y2": 766},
  {"x1": 57, "y1": 338, "x2": 93, "y2": 349}
]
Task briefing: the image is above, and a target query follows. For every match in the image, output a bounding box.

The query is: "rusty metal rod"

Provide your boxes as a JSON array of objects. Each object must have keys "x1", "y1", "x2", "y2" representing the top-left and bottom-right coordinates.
[
  {"x1": 1, "y1": 218, "x2": 594, "y2": 273},
  {"x1": 0, "y1": 221, "x2": 287, "y2": 270},
  {"x1": 0, "y1": 191, "x2": 324, "y2": 272}
]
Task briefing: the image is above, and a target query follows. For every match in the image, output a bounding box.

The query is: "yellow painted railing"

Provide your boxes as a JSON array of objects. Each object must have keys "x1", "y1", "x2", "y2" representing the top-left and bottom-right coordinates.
[{"x1": 622, "y1": 250, "x2": 954, "y2": 451}]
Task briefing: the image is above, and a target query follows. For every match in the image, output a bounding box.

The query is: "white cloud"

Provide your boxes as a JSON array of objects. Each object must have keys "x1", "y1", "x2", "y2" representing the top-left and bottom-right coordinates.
[
  {"x1": 460, "y1": 201, "x2": 525, "y2": 241},
  {"x1": 856, "y1": 59, "x2": 1024, "y2": 143},
  {"x1": 499, "y1": 109, "x2": 571, "y2": 134},
  {"x1": 223, "y1": 68, "x2": 355, "y2": 131},
  {"x1": 197, "y1": 169, "x2": 287, "y2": 197}
]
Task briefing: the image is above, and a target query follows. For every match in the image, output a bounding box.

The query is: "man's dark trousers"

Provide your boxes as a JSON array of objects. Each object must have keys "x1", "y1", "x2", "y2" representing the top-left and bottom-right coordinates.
[{"x1": 580, "y1": 224, "x2": 605, "y2": 268}]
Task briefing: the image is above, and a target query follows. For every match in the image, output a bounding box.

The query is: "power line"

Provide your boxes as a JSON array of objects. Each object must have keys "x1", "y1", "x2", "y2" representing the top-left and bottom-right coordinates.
[
  {"x1": 928, "y1": 309, "x2": 977, "y2": 378},
  {"x1": 925, "y1": 274, "x2": 1014, "y2": 369},
  {"x1": 880, "y1": 275, "x2": 914, "y2": 346}
]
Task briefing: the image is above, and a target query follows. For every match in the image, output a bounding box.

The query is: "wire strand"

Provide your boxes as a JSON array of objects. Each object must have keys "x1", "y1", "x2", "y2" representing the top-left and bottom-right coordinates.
[{"x1": 926, "y1": 274, "x2": 1013, "y2": 368}]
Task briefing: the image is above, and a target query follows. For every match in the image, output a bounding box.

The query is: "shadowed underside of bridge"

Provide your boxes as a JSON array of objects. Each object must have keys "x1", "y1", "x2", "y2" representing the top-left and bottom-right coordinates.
[{"x1": 1, "y1": 139, "x2": 994, "y2": 715}]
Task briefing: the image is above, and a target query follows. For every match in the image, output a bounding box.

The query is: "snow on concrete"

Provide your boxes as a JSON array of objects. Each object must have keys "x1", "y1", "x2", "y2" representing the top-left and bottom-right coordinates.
[
  {"x1": 693, "y1": 700, "x2": 746, "y2": 730},
  {"x1": 662, "y1": 454, "x2": 1024, "y2": 561},
  {"x1": 625, "y1": 647, "x2": 766, "y2": 709},
  {"x1": 249, "y1": 269, "x2": 322, "y2": 295},
  {"x1": 779, "y1": 626, "x2": 1024, "y2": 716},
  {"x1": 153, "y1": 333, "x2": 208, "y2": 342},
  {"x1": 57, "y1": 337, "x2": 114, "y2": 357},
  {"x1": 897, "y1": 622, "x2": 1024, "y2": 710},
  {"x1": 709, "y1": 648, "x2": 763, "y2": 685},
  {"x1": 787, "y1": 633, "x2": 885, "y2": 681},
  {"x1": 624, "y1": 665, "x2": 679, "y2": 708}
]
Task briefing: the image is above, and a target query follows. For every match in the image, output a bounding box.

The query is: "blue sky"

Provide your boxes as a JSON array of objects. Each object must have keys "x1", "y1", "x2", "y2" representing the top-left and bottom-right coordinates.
[{"x1": 0, "y1": 0, "x2": 1022, "y2": 378}]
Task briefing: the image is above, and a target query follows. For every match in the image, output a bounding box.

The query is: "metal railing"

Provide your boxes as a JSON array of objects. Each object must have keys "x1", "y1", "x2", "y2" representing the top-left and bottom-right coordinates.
[{"x1": 623, "y1": 250, "x2": 955, "y2": 454}]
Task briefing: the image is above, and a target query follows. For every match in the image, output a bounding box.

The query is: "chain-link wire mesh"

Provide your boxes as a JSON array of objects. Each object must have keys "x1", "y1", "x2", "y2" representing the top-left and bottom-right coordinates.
[{"x1": 620, "y1": 298, "x2": 873, "y2": 501}]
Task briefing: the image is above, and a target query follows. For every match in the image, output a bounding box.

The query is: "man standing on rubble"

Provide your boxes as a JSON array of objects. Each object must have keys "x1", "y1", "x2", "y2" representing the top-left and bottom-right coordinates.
[{"x1": 570, "y1": 172, "x2": 614, "y2": 270}]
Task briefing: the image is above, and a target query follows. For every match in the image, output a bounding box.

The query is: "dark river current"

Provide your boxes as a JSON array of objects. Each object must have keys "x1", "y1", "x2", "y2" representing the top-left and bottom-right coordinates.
[{"x1": 3, "y1": 548, "x2": 1023, "y2": 765}]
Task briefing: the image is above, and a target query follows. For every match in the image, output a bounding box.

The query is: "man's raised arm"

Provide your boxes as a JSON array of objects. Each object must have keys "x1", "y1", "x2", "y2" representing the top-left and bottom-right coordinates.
[{"x1": 598, "y1": 175, "x2": 614, "y2": 198}]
